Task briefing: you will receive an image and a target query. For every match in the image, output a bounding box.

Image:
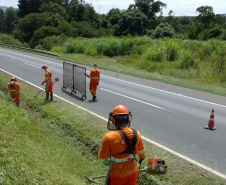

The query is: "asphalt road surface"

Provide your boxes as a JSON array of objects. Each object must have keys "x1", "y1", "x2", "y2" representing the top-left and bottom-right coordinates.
[{"x1": 1, "y1": 47, "x2": 226, "y2": 179}]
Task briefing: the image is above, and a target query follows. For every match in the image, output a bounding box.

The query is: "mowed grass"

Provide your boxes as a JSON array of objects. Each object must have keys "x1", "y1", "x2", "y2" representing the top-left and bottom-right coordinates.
[{"x1": 0, "y1": 72, "x2": 226, "y2": 185}]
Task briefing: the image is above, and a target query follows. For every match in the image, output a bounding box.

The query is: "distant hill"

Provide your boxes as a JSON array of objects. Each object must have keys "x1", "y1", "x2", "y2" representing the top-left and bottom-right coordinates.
[{"x1": 0, "y1": 6, "x2": 18, "y2": 12}]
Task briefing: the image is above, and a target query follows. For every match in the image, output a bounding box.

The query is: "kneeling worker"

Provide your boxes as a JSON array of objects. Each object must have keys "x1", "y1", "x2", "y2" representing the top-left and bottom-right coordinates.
[
  {"x1": 7, "y1": 77, "x2": 20, "y2": 106},
  {"x1": 98, "y1": 105, "x2": 145, "y2": 185}
]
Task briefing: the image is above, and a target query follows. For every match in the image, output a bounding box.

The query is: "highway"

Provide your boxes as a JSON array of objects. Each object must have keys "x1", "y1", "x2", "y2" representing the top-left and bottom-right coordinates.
[{"x1": 1, "y1": 47, "x2": 226, "y2": 179}]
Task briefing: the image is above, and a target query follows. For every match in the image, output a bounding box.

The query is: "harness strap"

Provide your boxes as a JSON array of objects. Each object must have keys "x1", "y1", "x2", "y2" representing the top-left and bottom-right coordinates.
[{"x1": 117, "y1": 128, "x2": 137, "y2": 154}]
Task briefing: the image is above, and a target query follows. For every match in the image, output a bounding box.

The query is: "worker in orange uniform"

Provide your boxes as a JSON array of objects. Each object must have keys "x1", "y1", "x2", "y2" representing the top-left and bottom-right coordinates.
[
  {"x1": 41, "y1": 64, "x2": 53, "y2": 101},
  {"x1": 7, "y1": 77, "x2": 20, "y2": 106},
  {"x1": 86, "y1": 64, "x2": 100, "y2": 101},
  {"x1": 98, "y1": 105, "x2": 145, "y2": 185}
]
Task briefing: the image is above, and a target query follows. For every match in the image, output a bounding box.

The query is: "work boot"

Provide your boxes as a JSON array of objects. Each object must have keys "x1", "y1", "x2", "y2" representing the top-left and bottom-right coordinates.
[
  {"x1": 92, "y1": 96, "x2": 96, "y2": 101},
  {"x1": 50, "y1": 93, "x2": 53, "y2": 101},
  {"x1": 45, "y1": 92, "x2": 49, "y2": 101}
]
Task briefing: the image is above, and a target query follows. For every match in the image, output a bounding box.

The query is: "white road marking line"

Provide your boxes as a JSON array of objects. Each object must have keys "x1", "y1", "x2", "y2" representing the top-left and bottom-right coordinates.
[
  {"x1": 1, "y1": 67, "x2": 226, "y2": 180},
  {"x1": 101, "y1": 74, "x2": 226, "y2": 108},
  {"x1": 101, "y1": 87, "x2": 175, "y2": 113},
  {"x1": 24, "y1": 62, "x2": 41, "y2": 69}
]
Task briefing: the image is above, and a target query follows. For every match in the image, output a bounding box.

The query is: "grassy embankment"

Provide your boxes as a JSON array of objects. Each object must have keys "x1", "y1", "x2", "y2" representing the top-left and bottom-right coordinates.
[{"x1": 1, "y1": 71, "x2": 226, "y2": 184}]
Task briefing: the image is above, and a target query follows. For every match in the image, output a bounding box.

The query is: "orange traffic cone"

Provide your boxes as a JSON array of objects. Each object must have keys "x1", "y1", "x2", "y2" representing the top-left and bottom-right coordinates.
[{"x1": 204, "y1": 109, "x2": 216, "y2": 130}]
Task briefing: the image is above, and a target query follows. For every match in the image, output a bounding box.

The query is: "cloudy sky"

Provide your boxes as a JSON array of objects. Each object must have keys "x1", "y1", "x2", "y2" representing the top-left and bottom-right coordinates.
[{"x1": 1, "y1": 0, "x2": 225, "y2": 16}]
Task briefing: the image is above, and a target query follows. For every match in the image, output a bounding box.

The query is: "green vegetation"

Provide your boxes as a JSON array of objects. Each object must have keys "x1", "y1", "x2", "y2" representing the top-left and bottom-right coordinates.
[
  {"x1": 49, "y1": 36, "x2": 226, "y2": 96},
  {"x1": 1, "y1": 66, "x2": 226, "y2": 185},
  {"x1": 0, "y1": 1, "x2": 226, "y2": 183}
]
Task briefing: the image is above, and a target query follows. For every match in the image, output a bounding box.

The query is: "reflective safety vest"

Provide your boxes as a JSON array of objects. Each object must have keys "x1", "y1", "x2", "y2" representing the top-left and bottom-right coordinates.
[
  {"x1": 7, "y1": 81, "x2": 20, "y2": 94},
  {"x1": 43, "y1": 70, "x2": 52, "y2": 84},
  {"x1": 87, "y1": 68, "x2": 100, "y2": 84}
]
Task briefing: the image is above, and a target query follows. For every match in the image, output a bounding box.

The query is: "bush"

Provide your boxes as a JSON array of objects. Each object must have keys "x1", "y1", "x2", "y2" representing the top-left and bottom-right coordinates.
[
  {"x1": 151, "y1": 23, "x2": 174, "y2": 39},
  {"x1": 0, "y1": 34, "x2": 22, "y2": 46},
  {"x1": 64, "y1": 38, "x2": 85, "y2": 54},
  {"x1": 164, "y1": 40, "x2": 179, "y2": 61},
  {"x1": 94, "y1": 28, "x2": 114, "y2": 38},
  {"x1": 143, "y1": 47, "x2": 164, "y2": 62},
  {"x1": 180, "y1": 50, "x2": 195, "y2": 69},
  {"x1": 41, "y1": 34, "x2": 66, "y2": 50}
]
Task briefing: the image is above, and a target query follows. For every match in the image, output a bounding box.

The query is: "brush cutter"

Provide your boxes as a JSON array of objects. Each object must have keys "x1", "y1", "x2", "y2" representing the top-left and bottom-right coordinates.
[
  {"x1": 84, "y1": 157, "x2": 167, "y2": 184},
  {"x1": 34, "y1": 88, "x2": 45, "y2": 97},
  {"x1": 34, "y1": 76, "x2": 59, "y2": 98},
  {"x1": 84, "y1": 175, "x2": 106, "y2": 184}
]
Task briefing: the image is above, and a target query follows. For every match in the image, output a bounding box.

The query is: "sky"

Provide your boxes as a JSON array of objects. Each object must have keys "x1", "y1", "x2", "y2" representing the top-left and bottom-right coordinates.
[{"x1": 0, "y1": 0, "x2": 225, "y2": 16}]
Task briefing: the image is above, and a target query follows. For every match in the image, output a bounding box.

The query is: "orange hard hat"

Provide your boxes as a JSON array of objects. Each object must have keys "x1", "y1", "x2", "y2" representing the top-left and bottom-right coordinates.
[
  {"x1": 41, "y1": 64, "x2": 48, "y2": 69},
  {"x1": 112, "y1": 105, "x2": 130, "y2": 116},
  {"x1": 110, "y1": 105, "x2": 131, "y2": 125},
  {"x1": 11, "y1": 77, "x2": 17, "y2": 81}
]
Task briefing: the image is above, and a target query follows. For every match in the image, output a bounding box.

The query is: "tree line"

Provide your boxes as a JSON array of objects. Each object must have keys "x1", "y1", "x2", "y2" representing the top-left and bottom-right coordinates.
[{"x1": 0, "y1": 0, "x2": 226, "y2": 50}]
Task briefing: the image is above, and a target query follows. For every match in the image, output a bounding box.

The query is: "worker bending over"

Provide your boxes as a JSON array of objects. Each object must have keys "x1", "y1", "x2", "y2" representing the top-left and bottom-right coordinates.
[
  {"x1": 86, "y1": 64, "x2": 100, "y2": 101},
  {"x1": 7, "y1": 77, "x2": 20, "y2": 106},
  {"x1": 41, "y1": 64, "x2": 53, "y2": 101},
  {"x1": 98, "y1": 105, "x2": 145, "y2": 185}
]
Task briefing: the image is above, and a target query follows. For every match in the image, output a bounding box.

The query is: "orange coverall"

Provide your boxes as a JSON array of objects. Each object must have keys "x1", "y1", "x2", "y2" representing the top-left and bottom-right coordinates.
[
  {"x1": 86, "y1": 68, "x2": 100, "y2": 97},
  {"x1": 98, "y1": 127, "x2": 145, "y2": 185},
  {"x1": 42, "y1": 70, "x2": 53, "y2": 93},
  {"x1": 7, "y1": 81, "x2": 20, "y2": 104}
]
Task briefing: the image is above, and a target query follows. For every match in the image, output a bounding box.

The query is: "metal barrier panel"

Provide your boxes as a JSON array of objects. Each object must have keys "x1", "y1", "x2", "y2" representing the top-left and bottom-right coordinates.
[
  {"x1": 62, "y1": 61, "x2": 86, "y2": 99},
  {"x1": 63, "y1": 62, "x2": 74, "y2": 90},
  {"x1": 73, "y1": 65, "x2": 86, "y2": 97}
]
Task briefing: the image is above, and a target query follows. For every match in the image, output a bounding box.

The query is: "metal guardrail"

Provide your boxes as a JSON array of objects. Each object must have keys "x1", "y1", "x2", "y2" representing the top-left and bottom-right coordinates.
[{"x1": 0, "y1": 43, "x2": 60, "y2": 57}]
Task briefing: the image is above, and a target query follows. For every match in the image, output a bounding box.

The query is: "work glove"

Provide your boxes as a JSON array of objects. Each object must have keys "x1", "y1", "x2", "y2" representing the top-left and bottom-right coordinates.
[{"x1": 41, "y1": 82, "x2": 44, "y2": 85}]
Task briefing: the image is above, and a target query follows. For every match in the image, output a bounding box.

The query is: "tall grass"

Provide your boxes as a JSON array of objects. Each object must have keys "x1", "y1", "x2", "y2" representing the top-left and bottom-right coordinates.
[{"x1": 56, "y1": 37, "x2": 226, "y2": 88}]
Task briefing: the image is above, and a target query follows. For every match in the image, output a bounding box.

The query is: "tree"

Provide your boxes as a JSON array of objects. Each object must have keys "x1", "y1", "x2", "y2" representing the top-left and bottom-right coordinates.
[
  {"x1": 18, "y1": 0, "x2": 42, "y2": 18},
  {"x1": 57, "y1": 20, "x2": 74, "y2": 37},
  {"x1": 196, "y1": 6, "x2": 215, "y2": 28},
  {"x1": 14, "y1": 13, "x2": 47, "y2": 43},
  {"x1": 0, "y1": 9, "x2": 5, "y2": 32},
  {"x1": 187, "y1": 22, "x2": 204, "y2": 39},
  {"x1": 30, "y1": 26, "x2": 58, "y2": 47},
  {"x1": 107, "y1": 8, "x2": 122, "y2": 26},
  {"x1": 134, "y1": 0, "x2": 166, "y2": 19},
  {"x1": 114, "y1": 10, "x2": 148, "y2": 36},
  {"x1": 4, "y1": 7, "x2": 18, "y2": 33},
  {"x1": 39, "y1": 2, "x2": 68, "y2": 20}
]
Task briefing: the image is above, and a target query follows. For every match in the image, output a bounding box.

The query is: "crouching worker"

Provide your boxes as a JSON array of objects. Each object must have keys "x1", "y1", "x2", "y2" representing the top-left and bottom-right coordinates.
[
  {"x1": 7, "y1": 77, "x2": 20, "y2": 106},
  {"x1": 41, "y1": 64, "x2": 53, "y2": 101},
  {"x1": 98, "y1": 105, "x2": 145, "y2": 185}
]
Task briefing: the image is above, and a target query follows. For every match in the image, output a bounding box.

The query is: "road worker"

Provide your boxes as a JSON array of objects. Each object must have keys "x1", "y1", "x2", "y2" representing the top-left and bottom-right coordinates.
[
  {"x1": 7, "y1": 77, "x2": 20, "y2": 106},
  {"x1": 41, "y1": 64, "x2": 53, "y2": 101},
  {"x1": 98, "y1": 105, "x2": 145, "y2": 185},
  {"x1": 86, "y1": 64, "x2": 100, "y2": 101}
]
